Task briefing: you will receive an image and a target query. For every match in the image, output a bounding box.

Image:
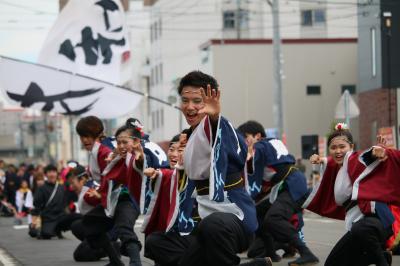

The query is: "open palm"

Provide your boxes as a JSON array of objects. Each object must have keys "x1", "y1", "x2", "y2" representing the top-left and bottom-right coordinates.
[{"x1": 198, "y1": 84, "x2": 221, "y2": 120}]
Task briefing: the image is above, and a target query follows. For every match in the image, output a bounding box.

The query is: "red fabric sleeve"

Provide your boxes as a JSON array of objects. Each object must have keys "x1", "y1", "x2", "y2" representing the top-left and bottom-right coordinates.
[{"x1": 97, "y1": 144, "x2": 112, "y2": 173}]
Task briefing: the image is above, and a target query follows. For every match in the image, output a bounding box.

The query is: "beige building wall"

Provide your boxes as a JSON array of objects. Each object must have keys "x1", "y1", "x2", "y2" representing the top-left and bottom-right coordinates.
[{"x1": 207, "y1": 40, "x2": 358, "y2": 158}]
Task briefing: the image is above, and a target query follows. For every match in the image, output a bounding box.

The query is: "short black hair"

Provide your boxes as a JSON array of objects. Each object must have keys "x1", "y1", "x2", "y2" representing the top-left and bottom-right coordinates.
[
  {"x1": 177, "y1": 71, "x2": 219, "y2": 95},
  {"x1": 170, "y1": 134, "x2": 180, "y2": 146},
  {"x1": 76, "y1": 116, "x2": 104, "y2": 138},
  {"x1": 237, "y1": 120, "x2": 266, "y2": 138},
  {"x1": 44, "y1": 164, "x2": 57, "y2": 173}
]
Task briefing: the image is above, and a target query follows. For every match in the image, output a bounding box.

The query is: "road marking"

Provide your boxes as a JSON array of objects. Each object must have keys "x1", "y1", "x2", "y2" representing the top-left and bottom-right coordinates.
[
  {"x1": 12, "y1": 225, "x2": 29, "y2": 230},
  {"x1": 0, "y1": 248, "x2": 19, "y2": 266}
]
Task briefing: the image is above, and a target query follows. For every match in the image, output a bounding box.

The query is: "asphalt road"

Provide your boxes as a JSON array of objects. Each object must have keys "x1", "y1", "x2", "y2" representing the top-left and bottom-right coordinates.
[{"x1": 0, "y1": 212, "x2": 398, "y2": 266}]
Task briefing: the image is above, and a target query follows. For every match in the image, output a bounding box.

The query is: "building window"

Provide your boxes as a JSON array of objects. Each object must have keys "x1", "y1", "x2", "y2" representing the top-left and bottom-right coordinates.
[
  {"x1": 160, "y1": 108, "x2": 164, "y2": 127},
  {"x1": 341, "y1": 85, "x2": 356, "y2": 95},
  {"x1": 156, "y1": 109, "x2": 160, "y2": 128},
  {"x1": 150, "y1": 68, "x2": 153, "y2": 86},
  {"x1": 151, "y1": 111, "x2": 155, "y2": 129},
  {"x1": 155, "y1": 65, "x2": 159, "y2": 85},
  {"x1": 307, "y1": 85, "x2": 321, "y2": 95},
  {"x1": 314, "y1": 9, "x2": 326, "y2": 24},
  {"x1": 150, "y1": 24, "x2": 153, "y2": 42},
  {"x1": 159, "y1": 63, "x2": 163, "y2": 83},
  {"x1": 301, "y1": 9, "x2": 326, "y2": 26},
  {"x1": 223, "y1": 11, "x2": 236, "y2": 29},
  {"x1": 159, "y1": 18, "x2": 162, "y2": 38},
  {"x1": 154, "y1": 22, "x2": 158, "y2": 41},
  {"x1": 223, "y1": 10, "x2": 249, "y2": 30},
  {"x1": 301, "y1": 10, "x2": 313, "y2": 26},
  {"x1": 371, "y1": 27, "x2": 377, "y2": 77}
]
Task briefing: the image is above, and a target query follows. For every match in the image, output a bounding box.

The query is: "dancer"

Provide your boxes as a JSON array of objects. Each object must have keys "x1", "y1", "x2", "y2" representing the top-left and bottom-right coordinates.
[
  {"x1": 176, "y1": 71, "x2": 270, "y2": 266},
  {"x1": 304, "y1": 123, "x2": 399, "y2": 266},
  {"x1": 237, "y1": 120, "x2": 318, "y2": 265},
  {"x1": 143, "y1": 133, "x2": 199, "y2": 265}
]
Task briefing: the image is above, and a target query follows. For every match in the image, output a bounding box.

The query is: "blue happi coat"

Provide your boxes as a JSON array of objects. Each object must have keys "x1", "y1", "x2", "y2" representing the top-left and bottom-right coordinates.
[
  {"x1": 248, "y1": 138, "x2": 308, "y2": 202},
  {"x1": 184, "y1": 115, "x2": 258, "y2": 233}
]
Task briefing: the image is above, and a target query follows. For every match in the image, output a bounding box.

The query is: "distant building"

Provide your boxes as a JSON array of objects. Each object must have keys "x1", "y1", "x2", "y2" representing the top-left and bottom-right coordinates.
[
  {"x1": 357, "y1": 0, "x2": 400, "y2": 149},
  {"x1": 144, "y1": 0, "x2": 358, "y2": 142},
  {"x1": 200, "y1": 38, "x2": 358, "y2": 158}
]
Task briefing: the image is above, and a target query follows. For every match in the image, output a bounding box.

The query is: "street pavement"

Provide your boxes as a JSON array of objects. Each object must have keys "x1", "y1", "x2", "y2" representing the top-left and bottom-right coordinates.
[{"x1": 0, "y1": 212, "x2": 399, "y2": 266}]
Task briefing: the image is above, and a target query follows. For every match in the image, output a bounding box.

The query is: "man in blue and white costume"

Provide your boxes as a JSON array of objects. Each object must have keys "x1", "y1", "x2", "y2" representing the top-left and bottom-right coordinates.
[
  {"x1": 177, "y1": 71, "x2": 270, "y2": 266},
  {"x1": 237, "y1": 120, "x2": 319, "y2": 266}
]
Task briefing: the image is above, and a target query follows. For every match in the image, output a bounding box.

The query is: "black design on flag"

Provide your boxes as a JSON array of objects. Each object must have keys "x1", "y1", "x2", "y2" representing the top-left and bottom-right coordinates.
[
  {"x1": 59, "y1": 27, "x2": 125, "y2": 65},
  {"x1": 95, "y1": 0, "x2": 122, "y2": 31},
  {"x1": 6, "y1": 82, "x2": 102, "y2": 115}
]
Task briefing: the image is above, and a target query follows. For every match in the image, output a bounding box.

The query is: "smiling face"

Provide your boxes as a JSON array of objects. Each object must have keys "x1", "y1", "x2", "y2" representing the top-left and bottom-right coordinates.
[
  {"x1": 116, "y1": 130, "x2": 141, "y2": 158},
  {"x1": 328, "y1": 137, "x2": 354, "y2": 165},
  {"x1": 167, "y1": 142, "x2": 180, "y2": 168},
  {"x1": 180, "y1": 86, "x2": 206, "y2": 127}
]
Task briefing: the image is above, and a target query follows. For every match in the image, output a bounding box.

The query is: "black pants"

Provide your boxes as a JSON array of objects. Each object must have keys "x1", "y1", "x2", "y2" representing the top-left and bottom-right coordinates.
[
  {"x1": 70, "y1": 218, "x2": 111, "y2": 262},
  {"x1": 55, "y1": 213, "x2": 82, "y2": 233},
  {"x1": 145, "y1": 231, "x2": 195, "y2": 266},
  {"x1": 325, "y1": 216, "x2": 392, "y2": 266},
  {"x1": 83, "y1": 200, "x2": 141, "y2": 249},
  {"x1": 114, "y1": 200, "x2": 141, "y2": 251},
  {"x1": 179, "y1": 212, "x2": 251, "y2": 266},
  {"x1": 71, "y1": 218, "x2": 86, "y2": 241},
  {"x1": 259, "y1": 190, "x2": 304, "y2": 257},
  {"x1": 262, "y1": 190, "x2": 302, "y2": 244},
  {"x1": 39, "y1": 214, "x2": 68, "y2": 239}
]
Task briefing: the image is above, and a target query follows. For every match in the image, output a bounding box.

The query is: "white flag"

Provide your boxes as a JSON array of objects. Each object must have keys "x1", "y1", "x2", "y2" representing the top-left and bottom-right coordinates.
[
  {"x1": 0, "y1": 56, "x2": 141, "y2": 119},
  {"x1": 38, "y1": 0, "x2": 130, "y2": 85}
]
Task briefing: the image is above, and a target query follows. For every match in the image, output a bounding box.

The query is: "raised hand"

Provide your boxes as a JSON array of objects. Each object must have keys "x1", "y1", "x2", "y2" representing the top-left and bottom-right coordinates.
[
  {"x1": 372, "y1": 146, "x2": 388, "y2": 162},
  {"x1": 376, "y1": 135, "x2": 387, "y2": 148},
  {"x1": 310, "y1": 154, "x2": 323, "y2": 164},
  {"x1": 197, "y1": 84, "x2": 221, "y2": 121}
]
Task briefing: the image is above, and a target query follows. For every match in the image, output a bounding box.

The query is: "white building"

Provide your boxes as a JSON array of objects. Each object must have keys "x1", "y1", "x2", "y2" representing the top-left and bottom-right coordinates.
[
  {"x1": 144, "y1": 0, "x2": 358, "y2": 142},
  {"x1": 200, "y1": 38, "x2": 358, "y2": 159}
]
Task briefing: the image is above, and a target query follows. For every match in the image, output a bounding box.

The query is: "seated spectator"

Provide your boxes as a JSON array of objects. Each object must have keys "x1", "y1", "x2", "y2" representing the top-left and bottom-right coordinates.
[
  {"x1": 32, "y1": 172, "x2": 45, "y2": 194},
  {"x1": 0, "y1": 194, "x2": 15, "y2": 217},
  {"x1": 0, "y1": 169, "x2": 5, "y2": 195},
  {"x1": 30, "y1": 164, "x2": 66, "y2": 239},
  {"x1": 5, "y1": 164, "x2": 20, "y2": 208},
  {"x1": 15, "y1": 180, "x2": 33, "y2": 224}
]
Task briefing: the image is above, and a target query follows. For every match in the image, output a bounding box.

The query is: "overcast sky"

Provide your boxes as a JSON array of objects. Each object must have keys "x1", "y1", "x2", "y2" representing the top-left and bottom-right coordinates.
[{"x1": 0, "y1": 0, "x2": 58, "y2": 62}]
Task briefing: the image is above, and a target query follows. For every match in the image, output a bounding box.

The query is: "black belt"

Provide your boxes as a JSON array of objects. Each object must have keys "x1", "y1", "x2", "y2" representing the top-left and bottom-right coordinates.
[
  {"x1": 195, "y1": 172, "x2": 244, "y2": 196},
  {"x1": 343, "y1": 198, "x2": 357, "y2": 212}
]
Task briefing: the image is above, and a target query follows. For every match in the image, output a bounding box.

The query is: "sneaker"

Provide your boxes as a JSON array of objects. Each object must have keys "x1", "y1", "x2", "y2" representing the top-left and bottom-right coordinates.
[
  {"x1": 384, "y1": 250, "x2": 392, "y2": 266},
  {"x1": 282, "y1": 246, "x2": 297, "y2": 258}
]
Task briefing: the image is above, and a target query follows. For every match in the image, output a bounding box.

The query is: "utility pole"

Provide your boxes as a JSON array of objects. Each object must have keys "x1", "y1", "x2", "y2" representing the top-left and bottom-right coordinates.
[
  {"x1": 236, "y1": 0, "x2": 241, "y2": 39},
  {"x1": 268, "y1": 0, "x2": 284, "y2": 139},
  {"x1": 382, "y1": 11, "x2": 397, "y2": 147}
]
